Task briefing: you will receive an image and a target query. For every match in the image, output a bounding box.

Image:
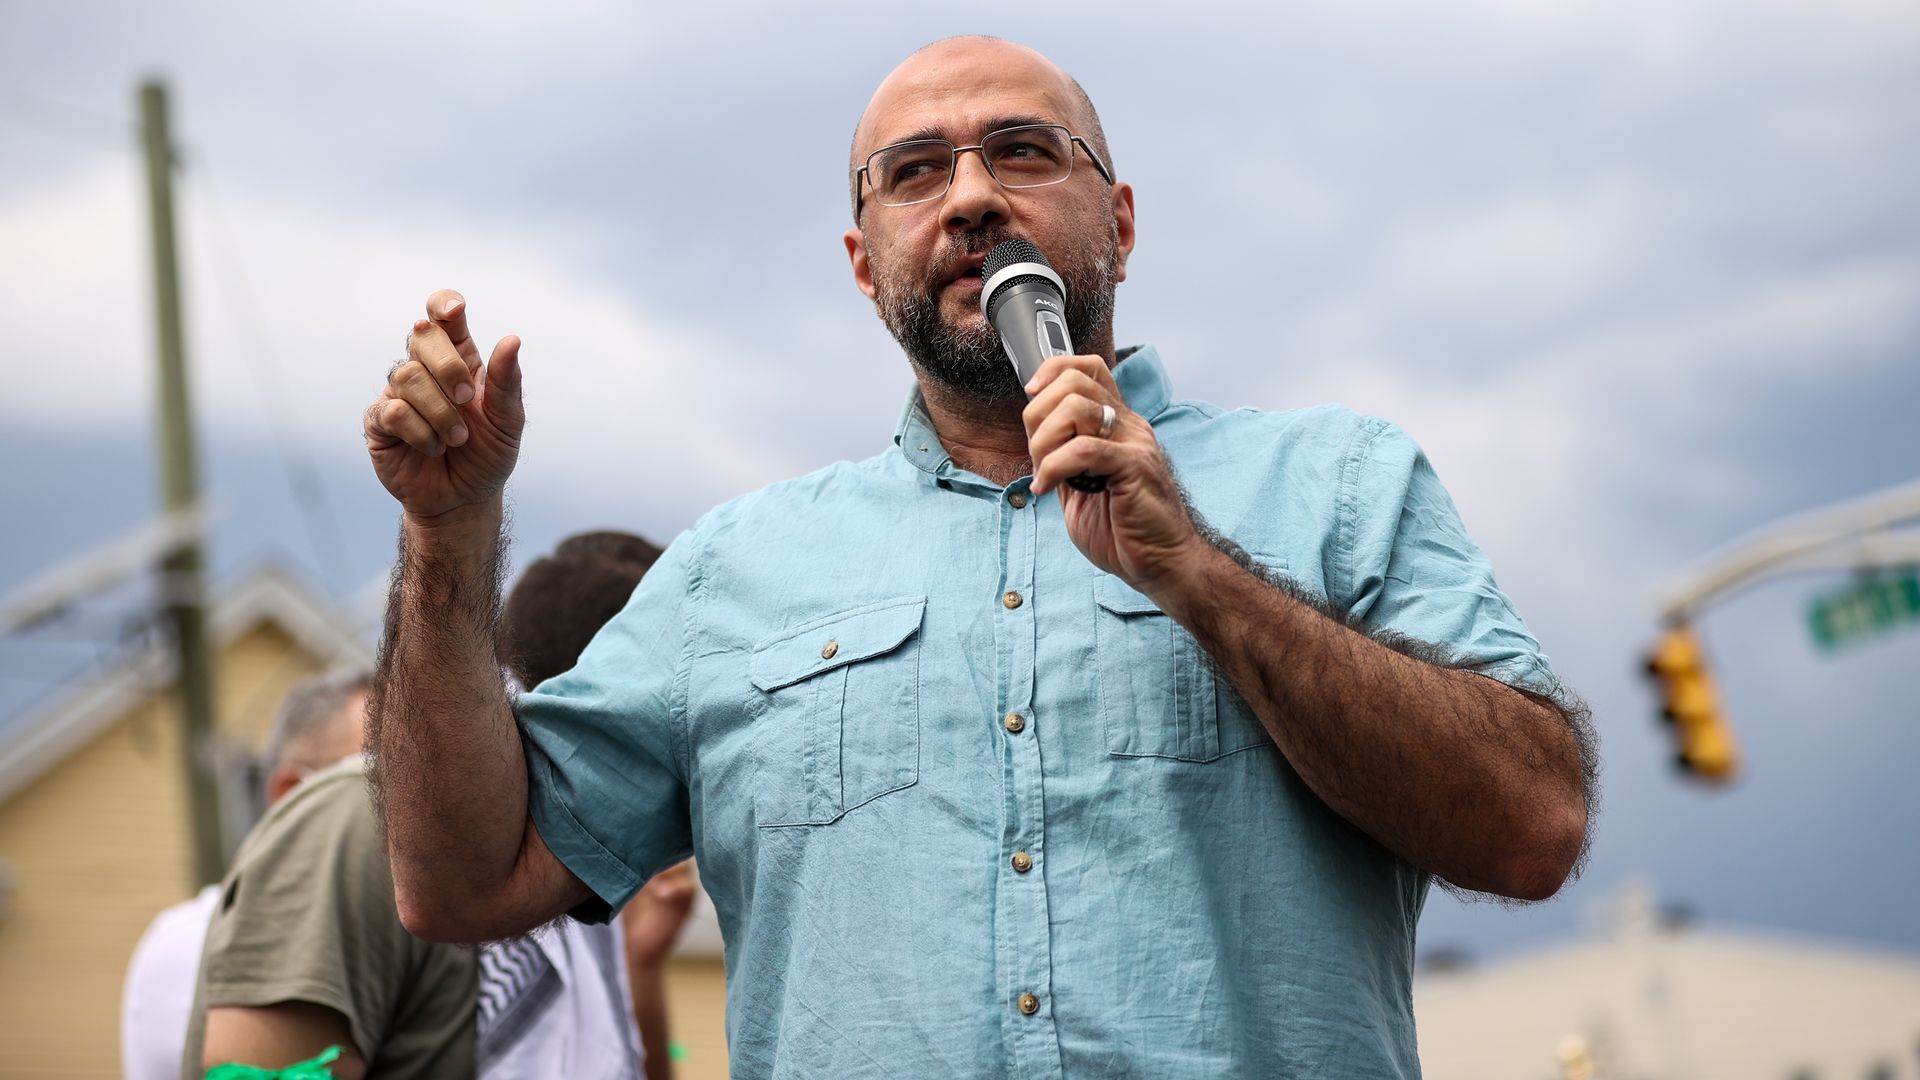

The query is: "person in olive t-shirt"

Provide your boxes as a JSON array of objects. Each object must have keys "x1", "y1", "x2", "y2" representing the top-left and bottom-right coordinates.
[
  {"x1": 183, "y1": 536, "x2": 674, "y2": 1078},
  {"x1": 182, "y1": 754, "x2": 477, "y2": 1078}
]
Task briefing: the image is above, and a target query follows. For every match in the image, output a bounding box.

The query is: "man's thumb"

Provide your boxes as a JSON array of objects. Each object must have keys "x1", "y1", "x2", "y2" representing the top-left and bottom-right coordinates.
[{"x1": 482, "y1": 335, "x2": 524, "y2": 424}]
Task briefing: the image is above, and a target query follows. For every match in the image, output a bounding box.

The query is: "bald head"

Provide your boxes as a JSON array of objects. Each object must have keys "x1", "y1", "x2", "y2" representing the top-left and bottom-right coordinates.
[{"x1": 850, "y1": 36, "x2": 1112, "y2": 221}]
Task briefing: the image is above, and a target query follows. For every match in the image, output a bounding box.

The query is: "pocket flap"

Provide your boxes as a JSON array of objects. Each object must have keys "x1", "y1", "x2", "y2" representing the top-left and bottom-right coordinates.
[
  {"x1": 1094, "y1": 575, "x2": 1163, "y2": 616},
  {"x1": 751, "y1": 596, "x2": 928, "y2": 692}
]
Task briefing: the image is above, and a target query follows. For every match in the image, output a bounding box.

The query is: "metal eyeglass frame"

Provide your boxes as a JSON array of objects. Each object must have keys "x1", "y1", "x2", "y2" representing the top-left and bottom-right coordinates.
[{"x1": 853, "y1": 123, "x2": 1115, "y2": 220}]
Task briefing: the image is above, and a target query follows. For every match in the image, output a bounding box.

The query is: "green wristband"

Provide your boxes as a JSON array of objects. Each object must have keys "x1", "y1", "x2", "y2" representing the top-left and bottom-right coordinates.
[{"x1": 204, "y1": 1045, "x2": 343, "y2": 1079}]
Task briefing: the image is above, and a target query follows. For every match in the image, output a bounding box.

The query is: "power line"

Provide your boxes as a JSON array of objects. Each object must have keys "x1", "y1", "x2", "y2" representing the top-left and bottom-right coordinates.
[
  {"x1": 0, "y1": 85, "x2": 359, "y2": 589},
  {"x1": 0, "y1": 87, "x2": 360, "y2": 599},
  {"x1": 178, "y1": 146, "x2": 357, "y2": 589}
]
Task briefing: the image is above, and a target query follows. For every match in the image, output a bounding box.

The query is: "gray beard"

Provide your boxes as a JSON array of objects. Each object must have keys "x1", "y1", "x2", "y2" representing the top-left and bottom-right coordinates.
[{"x1": 875, "y1": 240, "x2": 1118, "y2": 408}]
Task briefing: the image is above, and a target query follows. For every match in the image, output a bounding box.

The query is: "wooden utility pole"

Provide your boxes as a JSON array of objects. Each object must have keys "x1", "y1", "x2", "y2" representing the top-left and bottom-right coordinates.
[{"x1": 140, "y1": 79, "x2": 224, "y2": 888}]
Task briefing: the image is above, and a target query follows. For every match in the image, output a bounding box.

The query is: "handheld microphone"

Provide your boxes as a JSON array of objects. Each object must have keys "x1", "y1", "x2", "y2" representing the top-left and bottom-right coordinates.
[{"x1": 982, "y1": 238, "x2": 1106, "y2": 493}]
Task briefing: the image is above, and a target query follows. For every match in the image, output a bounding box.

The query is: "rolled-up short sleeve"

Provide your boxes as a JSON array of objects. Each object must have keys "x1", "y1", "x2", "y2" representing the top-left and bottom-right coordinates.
[
  {"x1": 1338, "y1": 420, "x2": 1560, "y2": 698},
  {"x1": 518, "y1": 530, "x2": 698, "y2": 916}
]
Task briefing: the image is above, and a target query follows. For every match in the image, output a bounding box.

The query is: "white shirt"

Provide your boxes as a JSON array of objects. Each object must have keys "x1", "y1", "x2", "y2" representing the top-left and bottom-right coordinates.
[
  {"x1": 477, "y1": 913, "x2": 645, "y2": 1077},
  {"x1": 121, "y1": 885, "x2": 220, "y2": 1080},
  {"x1": 124, "y1": 753, "x2": 644, "y2": 1079}
]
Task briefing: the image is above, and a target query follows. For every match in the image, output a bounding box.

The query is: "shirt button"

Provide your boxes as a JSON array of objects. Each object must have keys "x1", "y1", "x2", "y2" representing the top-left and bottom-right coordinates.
[
  {"x1": 1007, "y1": 491, "x2": 1028, "y2": 509},
  {"x1": 820, "y1": 640, "x2": 838, "y2": 660},
  {"x1": 1003, "y1": 590, "x2": 1023, "y2": 610},
  {"x1": 1018, "y1": 992, "x2": 1041, "y2": 1016},
  {"x1": 1011, "y1": 851, "x2": 1033, "y2": 873},
  {"x1": 1003, "y1": 712, "x2": 1026, "y2": 734}
]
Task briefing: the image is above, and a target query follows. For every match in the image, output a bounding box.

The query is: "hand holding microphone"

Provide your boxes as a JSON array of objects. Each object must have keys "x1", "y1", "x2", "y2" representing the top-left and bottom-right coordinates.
[{"x1": 984, "y1": 238, "x2": 1205, "y2": 592}]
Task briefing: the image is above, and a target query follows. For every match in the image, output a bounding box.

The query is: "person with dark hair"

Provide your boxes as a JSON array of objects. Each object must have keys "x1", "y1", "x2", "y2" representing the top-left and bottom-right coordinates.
[
  {"x1": 497, "y1": 530, "x2": 663, "y2": 694},
  {"x1": 362, "y1": 35, "x2": 1596, "y2": 1078},
  {"x1": 497, "y1": 530, "x2": 696, "y2": 1080}
]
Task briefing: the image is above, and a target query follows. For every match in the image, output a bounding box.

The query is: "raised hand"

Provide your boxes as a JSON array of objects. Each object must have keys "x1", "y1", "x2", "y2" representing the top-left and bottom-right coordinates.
[{"x1": 364, "y1": 289, "x2": 524, "y2": 521}]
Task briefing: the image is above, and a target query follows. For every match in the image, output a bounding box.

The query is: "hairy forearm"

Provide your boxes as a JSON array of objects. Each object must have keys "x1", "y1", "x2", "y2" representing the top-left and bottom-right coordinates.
[
  {"x1": 1151, "y1": 535, "x2": 1591, "y2": 900},
  {"x1": 368, "y1": 498, "x2": 529, "y2": 930}
]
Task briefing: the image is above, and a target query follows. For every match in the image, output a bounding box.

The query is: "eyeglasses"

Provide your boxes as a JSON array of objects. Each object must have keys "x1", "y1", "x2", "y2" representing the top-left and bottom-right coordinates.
[{"x1": 854, "y1": 123, "x2": 1113, "y2": 218}]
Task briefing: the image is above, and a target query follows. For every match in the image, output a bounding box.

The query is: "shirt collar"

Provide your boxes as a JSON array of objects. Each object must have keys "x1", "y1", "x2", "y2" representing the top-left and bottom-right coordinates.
[{"x1": 892, "y1": 344, "x2": 1173, "y2": 481}]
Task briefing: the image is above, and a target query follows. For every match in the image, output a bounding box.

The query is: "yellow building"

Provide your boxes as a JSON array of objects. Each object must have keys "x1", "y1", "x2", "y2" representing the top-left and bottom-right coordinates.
[
  {"x1": 0, "y1": 564, "x2": 732, "y2": 1078},
  {"x1": 0, "y1": 566, "x2": 373, "y2": 1077}
]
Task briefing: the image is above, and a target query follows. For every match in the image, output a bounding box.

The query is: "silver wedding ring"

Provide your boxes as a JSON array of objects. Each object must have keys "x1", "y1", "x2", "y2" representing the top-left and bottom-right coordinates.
[{"x1": 1097, "y1": 403, "x2": 1117, "y2": 438}]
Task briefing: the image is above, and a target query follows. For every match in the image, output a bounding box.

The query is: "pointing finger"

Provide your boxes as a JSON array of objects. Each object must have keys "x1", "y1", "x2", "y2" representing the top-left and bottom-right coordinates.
[{"x1": 426, "y1": 289, "x2": 481, "y2": 372}]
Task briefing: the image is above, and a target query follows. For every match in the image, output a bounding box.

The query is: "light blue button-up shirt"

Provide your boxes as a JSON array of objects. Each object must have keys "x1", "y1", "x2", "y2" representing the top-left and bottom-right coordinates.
[{"x1": 518, "y1": 346, "x2": 1556, "y2": 1079}]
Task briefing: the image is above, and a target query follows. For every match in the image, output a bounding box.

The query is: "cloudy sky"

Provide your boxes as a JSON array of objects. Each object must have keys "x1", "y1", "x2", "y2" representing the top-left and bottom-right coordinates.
[{"x1": 4, "y1": 1, "x2": 1917, "y2": 963}]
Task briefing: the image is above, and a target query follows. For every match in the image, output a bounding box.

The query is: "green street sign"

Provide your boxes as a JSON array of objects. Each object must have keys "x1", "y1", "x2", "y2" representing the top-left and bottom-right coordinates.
[{"x1": 1808, "y1": 567, "x2": 1920, "y2": 653}]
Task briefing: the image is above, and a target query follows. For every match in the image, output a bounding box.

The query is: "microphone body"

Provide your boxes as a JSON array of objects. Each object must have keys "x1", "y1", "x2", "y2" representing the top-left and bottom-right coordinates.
[
  {"x1": 983, "y1": 262, "x2": 1073, "y2": 387},
  {"x1": 981, "y1": 240, "x2": 1106, "y2": 493}
]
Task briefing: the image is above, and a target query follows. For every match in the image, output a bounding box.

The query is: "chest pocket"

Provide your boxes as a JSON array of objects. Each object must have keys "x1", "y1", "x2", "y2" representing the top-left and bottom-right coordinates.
[
  {"x1": 1094, "y1": 576, "x2": 1270, "y2": 762},
  {"x1": 749, "y1": 596, "x2": 925, "y2": 827}
]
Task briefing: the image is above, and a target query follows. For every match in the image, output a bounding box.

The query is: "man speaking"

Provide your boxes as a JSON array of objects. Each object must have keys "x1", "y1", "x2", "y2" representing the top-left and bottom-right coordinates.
[{"x1": 362, "y1": 36, "x2": 1594, "y2": 1078}]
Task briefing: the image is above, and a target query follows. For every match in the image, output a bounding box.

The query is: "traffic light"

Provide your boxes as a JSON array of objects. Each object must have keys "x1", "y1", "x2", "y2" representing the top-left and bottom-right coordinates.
[{"x1": 1643, "y1": 623, "x2": 1740, "y2": 782}]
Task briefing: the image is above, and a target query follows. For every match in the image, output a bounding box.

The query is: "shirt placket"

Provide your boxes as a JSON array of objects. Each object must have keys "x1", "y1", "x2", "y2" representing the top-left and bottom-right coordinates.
[{"x1": 993, "y1": 480, "x2": 1065, "y2": 1076}]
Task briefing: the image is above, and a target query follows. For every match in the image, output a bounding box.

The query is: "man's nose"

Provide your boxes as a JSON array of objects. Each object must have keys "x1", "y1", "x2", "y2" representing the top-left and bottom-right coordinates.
[{"x1": 941, "y1": 148, "x2": 1011, "y2": 233}]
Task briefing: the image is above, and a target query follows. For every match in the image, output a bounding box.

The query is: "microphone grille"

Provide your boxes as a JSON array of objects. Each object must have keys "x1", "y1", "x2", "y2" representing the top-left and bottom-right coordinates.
[{"x1": 983, "y1": 238, "x2": 1052, "y2": 281}]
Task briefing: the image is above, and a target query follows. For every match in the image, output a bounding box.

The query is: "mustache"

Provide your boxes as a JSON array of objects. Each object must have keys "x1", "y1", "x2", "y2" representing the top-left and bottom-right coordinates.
[{"x1": 922, "y1": 227, "x2": 1020, "y2": 292}]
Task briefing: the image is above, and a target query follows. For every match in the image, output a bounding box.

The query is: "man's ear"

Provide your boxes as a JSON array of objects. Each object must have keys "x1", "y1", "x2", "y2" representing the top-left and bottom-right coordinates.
[
  {"x1": 844, "y1": 228, "x2": 878, "y2": 301},
  {"x1": 265, "y1": 764, "x2": 303, "y2": 806},
  {"x1": 1111, "y1": 181, "x2": 1137, "y2": 284}
]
